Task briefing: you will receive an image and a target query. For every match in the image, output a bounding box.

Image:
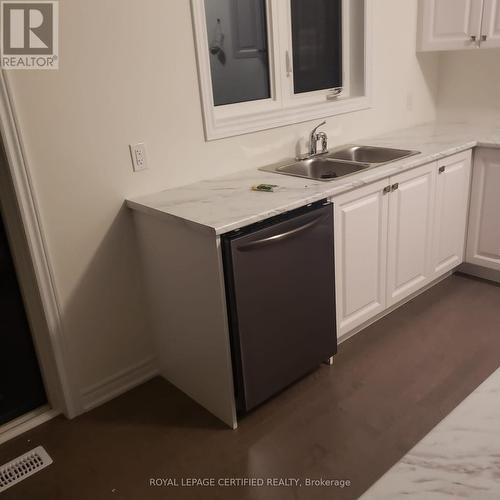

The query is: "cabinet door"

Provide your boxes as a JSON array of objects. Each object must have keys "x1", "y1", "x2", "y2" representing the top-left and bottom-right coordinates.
[
  {"x1": 334, "y1": 180, "x2": 389, "y2": 338},
  {"x1": 432, "y1": 151, "x2": 472, "y2": 276},
  {"x1": 387, "y1": 163, "x2": 437, "y2": 307},
  {"x1": 466, "y1": 148, "x2": 500, "y2": 271},
  {"x1": 481, "y1": 0, "x2": 500, "y2": 47},
  {"x1": 418, "y1": 0, "x2": 484, "y2": 51}
]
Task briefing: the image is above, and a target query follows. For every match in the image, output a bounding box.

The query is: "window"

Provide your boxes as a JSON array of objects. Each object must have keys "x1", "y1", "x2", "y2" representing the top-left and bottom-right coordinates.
[
  {"x1": 290, "y1": 0, "x2": 342, "y2": 94},
  {"x1": 206, "y1": 0, "x2": 271, "y2": 106},
  {"x1": 192, "y1": 0, "x2": 371, "y2": 140}
]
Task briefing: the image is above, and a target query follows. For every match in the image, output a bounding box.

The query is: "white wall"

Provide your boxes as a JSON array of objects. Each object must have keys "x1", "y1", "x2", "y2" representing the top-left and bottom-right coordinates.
[
  {"x1": 5, "y1": 0, "x2": 439, "y2": 413},
  {"x1": 437, "y1": 49, "x2": 500, "y2": 123}
]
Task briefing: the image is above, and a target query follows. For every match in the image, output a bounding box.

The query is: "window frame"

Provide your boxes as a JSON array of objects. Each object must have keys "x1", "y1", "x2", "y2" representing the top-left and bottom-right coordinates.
[
  {"x1": 280, "y1": 0, "x2": 348, "y2": 105},
  {"x1": 191, "y1": 0, "x2": 372, "y2": 141}
]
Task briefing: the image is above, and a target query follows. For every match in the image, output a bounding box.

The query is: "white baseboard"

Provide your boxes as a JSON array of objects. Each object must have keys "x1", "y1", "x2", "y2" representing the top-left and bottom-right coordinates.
[
  {"x1": 80, "y1": 357, "x2": 159, "y2": 412},
  {"x1": 458, "y1": 263, "x2": 500, "y2": 284},
  {"x1": 0, "y1": 406, "x2": 60, "y2": 445}
]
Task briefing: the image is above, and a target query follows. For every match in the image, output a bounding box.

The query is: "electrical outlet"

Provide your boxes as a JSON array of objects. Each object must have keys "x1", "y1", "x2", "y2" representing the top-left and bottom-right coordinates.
[{"x1": 129, "y1": 143, "x2": 148, "y2": 172}]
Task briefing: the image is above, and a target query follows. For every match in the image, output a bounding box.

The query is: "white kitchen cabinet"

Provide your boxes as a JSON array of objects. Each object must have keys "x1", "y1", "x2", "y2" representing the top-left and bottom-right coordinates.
[
  {"x1": 334, "y1": 153, "x2": 473, "y2": 337},
  {"x1": 418, "y1": 0, "x2": 484, "y2": 51},
  {"x1": 432, "y1": 151, "x2": 472, "y2": 276},
  {"x1": 334, "y1": 180, "x2": 390, "y2": 337},
  {"x1": 386, "y1": 163, "x2": 437, "y2": 307},
  {"x1": 481, "y1": 0, "x2": 500, "y2": 47},
  {"x1": 466, "y1": 148, "x2": 500, "y2": 271}
]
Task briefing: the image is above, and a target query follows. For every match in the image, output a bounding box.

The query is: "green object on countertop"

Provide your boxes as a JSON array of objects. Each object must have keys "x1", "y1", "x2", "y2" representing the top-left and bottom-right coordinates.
[{"x1": 252, "y1": 184, "x2": 279, "y2": 192}]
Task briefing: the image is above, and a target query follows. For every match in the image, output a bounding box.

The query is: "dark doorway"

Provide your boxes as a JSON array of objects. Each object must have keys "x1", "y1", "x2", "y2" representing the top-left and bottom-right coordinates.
[{"x1": 0, "y1": 209, "x2": 46, "y2": 426}]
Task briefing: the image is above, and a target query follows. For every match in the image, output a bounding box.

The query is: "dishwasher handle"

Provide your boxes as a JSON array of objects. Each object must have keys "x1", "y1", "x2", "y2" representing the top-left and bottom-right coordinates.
[{"x1": 237, "y1": 212, "x2": 326, "y2": 252}]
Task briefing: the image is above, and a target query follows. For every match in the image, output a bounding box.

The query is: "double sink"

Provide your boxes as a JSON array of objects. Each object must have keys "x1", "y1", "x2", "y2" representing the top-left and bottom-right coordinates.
[{"x1": 260, "y1": 145, "x2": 420, "y2": 181}]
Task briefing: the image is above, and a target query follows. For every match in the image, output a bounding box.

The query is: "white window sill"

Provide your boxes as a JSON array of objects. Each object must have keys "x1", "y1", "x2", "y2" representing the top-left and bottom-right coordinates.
[{"x1": 204, "y1": 95, "x2": 371, "y2": 141}]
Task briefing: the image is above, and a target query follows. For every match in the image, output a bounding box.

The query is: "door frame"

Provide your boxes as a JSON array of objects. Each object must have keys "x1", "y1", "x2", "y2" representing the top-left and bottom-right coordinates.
[{"x1": 0, "y1": 70, "x2": 79, "y2": 419}]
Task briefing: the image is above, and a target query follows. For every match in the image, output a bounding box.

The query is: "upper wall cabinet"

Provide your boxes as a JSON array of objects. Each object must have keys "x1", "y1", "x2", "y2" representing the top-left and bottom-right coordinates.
[
  {"x1": 481, "y1": 0, "x2": 500, "y2": 47},
  {"x1": 418, "y1": 0, "x2": 500, "y2": 51},
  {"x1": 418, "y1": 0, "x2": 483, "y2": 51}
]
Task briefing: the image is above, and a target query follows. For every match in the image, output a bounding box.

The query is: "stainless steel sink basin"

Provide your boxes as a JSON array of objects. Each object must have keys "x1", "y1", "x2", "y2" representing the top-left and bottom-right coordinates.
[
  {"x1": 261, "y1": 157, "x2": 369, "y2": 181},
  {"x1": 259, "y1": 144, "x2": 420, "y2": 182},
  {"x1": 327, "y1": 145, "x2": 420, "y2": 165}
]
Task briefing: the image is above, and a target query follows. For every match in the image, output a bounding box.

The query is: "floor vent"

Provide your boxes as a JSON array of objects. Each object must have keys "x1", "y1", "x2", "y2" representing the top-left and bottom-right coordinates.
[{"x1": 0, "y1": 446, "x2": 53, "y2": 493}]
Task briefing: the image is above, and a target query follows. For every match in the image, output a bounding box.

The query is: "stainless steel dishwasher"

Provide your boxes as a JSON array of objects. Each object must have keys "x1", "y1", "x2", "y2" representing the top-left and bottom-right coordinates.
[{"x1": 222, "y1": 200, "x2": 337, "y2": 412}]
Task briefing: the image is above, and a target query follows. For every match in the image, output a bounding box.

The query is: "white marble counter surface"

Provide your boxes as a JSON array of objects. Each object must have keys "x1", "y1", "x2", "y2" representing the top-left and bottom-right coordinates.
[
  {"x1": 126, "y1": 121, "x2": 500, "y2": 235},
  {"x1": 360, "y1": 367, "x2": 500, "y2": 499}
]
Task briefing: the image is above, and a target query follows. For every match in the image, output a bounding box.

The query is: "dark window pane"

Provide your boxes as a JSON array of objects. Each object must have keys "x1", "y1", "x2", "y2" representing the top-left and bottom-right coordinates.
[
  {"x1": 205, "y1": 0, "x2": 271, "y2": 106},
  {"x1": 291, "y1": 0, "x2": 343, "y2": 94}
]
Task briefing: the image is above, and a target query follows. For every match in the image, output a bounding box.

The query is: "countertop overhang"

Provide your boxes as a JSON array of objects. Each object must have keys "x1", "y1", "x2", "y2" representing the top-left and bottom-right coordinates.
[{"x1": 126, "y1": 122, "x2": 500, "y2": 235}]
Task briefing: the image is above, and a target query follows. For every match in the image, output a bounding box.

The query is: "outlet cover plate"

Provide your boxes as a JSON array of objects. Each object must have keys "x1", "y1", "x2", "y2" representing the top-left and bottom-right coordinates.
[{"x1": 129, "y1": 143, "x2": 148, "y2": 172}]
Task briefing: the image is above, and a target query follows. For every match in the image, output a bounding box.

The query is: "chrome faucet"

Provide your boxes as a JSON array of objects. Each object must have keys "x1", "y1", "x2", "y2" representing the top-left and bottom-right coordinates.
[
  {"x1": 309, "y1": 121, "x2": 327, "y2": 156},
  {"x1": 297, "y1": 121, "x2": 328, "y2": 160}
]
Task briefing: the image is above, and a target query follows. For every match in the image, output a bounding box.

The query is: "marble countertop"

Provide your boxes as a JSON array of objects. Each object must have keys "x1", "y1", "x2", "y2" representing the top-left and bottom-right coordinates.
[
  {"x1": 126, "y1": 121, "x2": 500, "y2": 235},
  {"x1": 360, "y1": 367, "x2": 500, "y2": 499}
]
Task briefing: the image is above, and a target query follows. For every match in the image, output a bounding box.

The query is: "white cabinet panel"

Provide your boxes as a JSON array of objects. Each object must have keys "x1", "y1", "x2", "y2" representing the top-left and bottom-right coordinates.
[
  {"x1": 481, "y1": 0, "x2": 500, "y2": 47},
  {"x1": 466, "y1": 148, "x2": 500, "y2": 271},
  {"x1": 418, "y1": 0, "x2": 484, "y2": 51},
  {"x1": 432, "y1": 151, "x2": 472, "y2": 276},
  {"x1": 333, "y1": 150, "x2": 474, "y2": 338},
  {"x1": 387, "y1": 163, "x2": 437, "y2": 307},
  {"x1": 334, "y1": 180, "x2": 389, "y2": 337}
]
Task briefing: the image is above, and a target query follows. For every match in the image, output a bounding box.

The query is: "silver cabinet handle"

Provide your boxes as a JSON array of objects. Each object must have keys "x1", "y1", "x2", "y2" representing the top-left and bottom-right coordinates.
[
  {"x1": 383, "y1": 186, "x2": 391, "y2": 195},
  {"x1": 238, "y1": 215, "x2": 324, "y2": 251},
  {"x1": 439, "y1": 166, "x2": 446, "y2": 174},
  {"x1": 391, "y1": 183, "x2": 399, "y2": 191},
  {"x1": 285, "y1": 51, "x2": 292, "y2": 77},
  {"x1": 469, "y1": 35, "x2": 480, "y2": 47},
  {"x1": 481, "y1": 34, "x2": 487, "y2": 41}
]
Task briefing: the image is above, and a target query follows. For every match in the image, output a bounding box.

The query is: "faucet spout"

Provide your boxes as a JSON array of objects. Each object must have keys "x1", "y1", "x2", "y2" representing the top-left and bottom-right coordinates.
[{"x1": 309, "y1": 121, "x2": 328, "y2": 157}]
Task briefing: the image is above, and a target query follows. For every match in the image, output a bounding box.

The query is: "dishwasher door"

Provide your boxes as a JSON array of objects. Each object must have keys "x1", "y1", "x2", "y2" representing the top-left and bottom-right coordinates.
[{"x1": 222, "y1": 201, "x2": 337, "y2": 412}]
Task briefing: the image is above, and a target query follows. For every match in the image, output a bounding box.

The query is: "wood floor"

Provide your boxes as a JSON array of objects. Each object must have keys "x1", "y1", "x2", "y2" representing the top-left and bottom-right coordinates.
[{"x1": 1, "y1": 273, "x2": 500, "y2": 500}]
